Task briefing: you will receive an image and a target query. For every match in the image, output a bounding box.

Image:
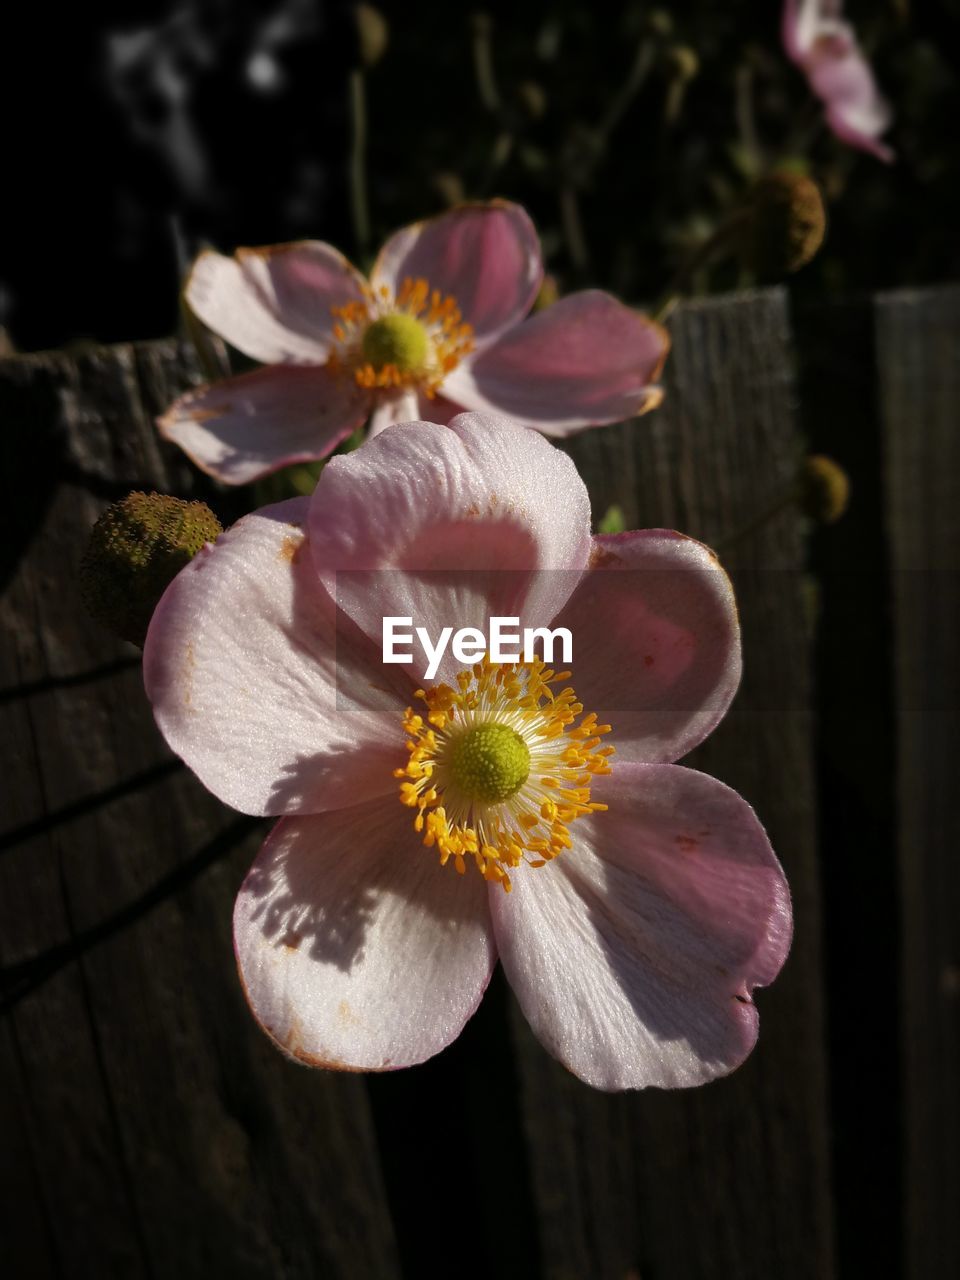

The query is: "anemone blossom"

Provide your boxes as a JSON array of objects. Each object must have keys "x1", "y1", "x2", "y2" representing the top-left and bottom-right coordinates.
[
  {"x1": 159, "y1": 202, "x2": 669, "y2": 484},
  {"x1": 144, "y1": 411, "x2": 791, "y2": 1090},
  {"x1": 783, "y1": 0, "x2": 894, "y2": 161}
]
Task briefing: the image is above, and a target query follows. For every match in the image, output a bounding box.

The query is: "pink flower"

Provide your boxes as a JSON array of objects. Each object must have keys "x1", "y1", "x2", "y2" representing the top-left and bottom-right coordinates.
[
  {"x1": 159, "y1": 201, "x2": 670, "y2": 485},
  {"x1": 783, "y1": 0, "x2": 894, "y2": 161},
  {"x1": 143, "y1": 411, "x2": 791, "y2": 1089}
]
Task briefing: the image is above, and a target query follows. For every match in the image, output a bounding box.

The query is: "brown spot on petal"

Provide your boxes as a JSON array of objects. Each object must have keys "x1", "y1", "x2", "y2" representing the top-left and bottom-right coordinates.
[
  {"x1": 635, "y1": 386, "x2": 665, "y2": 416},
  {"x1": 280, "y1": 1016, "x2": 366, "y2": 1072},
  {"x1": 278, "y1": 533, "x2": 306, "y2": 564},
  {"x1": 289, "y1": 1044, "x2": 356, "y2": 1071},
  {"x1": 590, "y1": 544, "x2": 622, "y2": 568},
  {"x1": 464, "y1": 503, "x2": 481, "y2": 518},
  {"x1": 675, "y1": 834, "x2": 698, "y2": 852},
  {"x1": 284, "y1": 1015, "x2": 306, "y2": 1054},
  {"x1": 338, "y1": 999, "x2": 361, "y2": 1027},
  {"x1": 281, "y1": 930, "x2": 302, "y2": 951},
  {"x1": 189, "y1": 405, "x2": 227, "y2": 423},
  {"x1": 643, "y1": 654, "x2": 655, "y2": 667},
  {"x1": 285, "y1": 1035, "x2": 383, "y2": 1074}
]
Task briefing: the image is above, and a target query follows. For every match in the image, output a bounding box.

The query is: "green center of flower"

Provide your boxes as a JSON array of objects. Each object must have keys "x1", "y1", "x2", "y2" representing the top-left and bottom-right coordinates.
[
  {"x1": 361, "y1": 313, "x2": 429, "y2": 373},
  {"x1": 448, "y1": 722, "x2": 531, "y2": 804}
]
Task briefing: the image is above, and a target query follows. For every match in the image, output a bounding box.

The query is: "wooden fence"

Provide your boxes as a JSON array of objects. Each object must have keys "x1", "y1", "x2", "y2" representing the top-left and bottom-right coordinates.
[{"x1": 1, "y1": 286, "x2": 956, "y2": 1279}]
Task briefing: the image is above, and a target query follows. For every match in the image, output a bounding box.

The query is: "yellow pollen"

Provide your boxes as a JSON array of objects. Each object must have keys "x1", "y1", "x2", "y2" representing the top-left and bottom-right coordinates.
[
  {"x1": 327, "y1": 275, "x2": 475, "y2": 397},
  {"x1": 394, "y1": 656, "x2": 613, "y2": 892}
]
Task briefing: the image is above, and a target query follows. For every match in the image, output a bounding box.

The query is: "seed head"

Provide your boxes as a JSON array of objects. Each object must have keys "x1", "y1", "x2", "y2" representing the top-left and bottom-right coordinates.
[{"x1": 79, "y1": 492, "x2": 222, "y2": 647}]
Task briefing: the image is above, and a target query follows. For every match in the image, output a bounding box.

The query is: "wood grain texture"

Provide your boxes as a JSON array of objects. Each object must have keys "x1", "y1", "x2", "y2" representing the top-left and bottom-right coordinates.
[
  {"x1": 877, "y1": 285, "x2": 960, "y2": 1280},
  {"x1": 510, "y1": 290, "x2": 837, "y2": 1280},
  {"x1": 0, "y1": 343, "x2": 401, "y2": 1280},
  {"x1": 0, "y1": 294, "x2": 894, "y2": 1280}
]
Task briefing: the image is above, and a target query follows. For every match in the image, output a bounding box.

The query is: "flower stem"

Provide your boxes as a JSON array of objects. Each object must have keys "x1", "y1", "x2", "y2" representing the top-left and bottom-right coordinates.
[
  {"x1": 711, "y1": 485, "x2": 798, "y2": 554},
  {"x1": 471, "y1": 13, "x2": 501, "y2": 114},
  {"x1": 735, "y1": 62, "x2": 763, "y2": 172},
  {"x1": 559, "y1": 184, "x2": 590, "y2": 271},
  {"x1": 652, "y1": 209, "x2": 749, "y2": 320},
  {"x1": 348, "y1": 69, "x2": 371, "y2": 259},
  {"x1": 598, "y1": 36, "x2": 655, "y2": 139}
]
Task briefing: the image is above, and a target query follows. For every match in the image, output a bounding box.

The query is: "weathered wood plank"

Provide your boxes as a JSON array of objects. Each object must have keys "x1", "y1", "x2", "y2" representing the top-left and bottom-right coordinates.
[
  {"x1": 0, "y1": 343, "x2": 401, "y2": 1279},
  {"x1": 877, "y1": 285, "x2": 960, "y2": 1280},
  {"x1": 511, "y1": 290, "x2": 837, "y2": 1280}
]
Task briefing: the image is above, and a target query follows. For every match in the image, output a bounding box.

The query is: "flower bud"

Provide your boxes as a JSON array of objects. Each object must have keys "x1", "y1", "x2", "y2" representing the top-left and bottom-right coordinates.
[
  {"x1": 79, "y1": 492, "x2": 222, "y2": 647},
  {"x1": 353, "y1": 4, "x2": 388, "y2": 69},
  {"x1": 798, "y1": 455, "x2": 850, "y2": 524},
  {"x1": 741, "y1": 172, "x2": 827, "y2": 278}
]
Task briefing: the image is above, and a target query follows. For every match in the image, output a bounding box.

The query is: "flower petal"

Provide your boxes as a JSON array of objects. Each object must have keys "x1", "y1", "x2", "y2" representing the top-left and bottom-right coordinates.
[
  {"x1": 144, "y1": 498, "x2": 413, "y2": 816},
  {"x1": 782, "y1": 1, "x2": 894, "y2": 161},
  {"x1": 158, "y1": 365, "x2": 369, "y2": 486},
  {"x1": 417, "y1": 390, "x2": 463, "y2": 426},
  {"x1": 443, "y1": 291, "x2": 669, "y2": 436},
  {"x1": 371, "y1": 202, "x2": 542, "y2": 344},
  {"x1": 186, "y1": 243, "x2": 368, "y2": 363},
  {"x1": 492, "y1": 763, "x2": 792, "y2": 1090},
  {"x1": 233, "y1": 800, "x2": 496, "y2": 1070},
  {"x1": 553, "y1": 531, "x2": 741, "y2": 764},
  {"x1": 367, "y1": 389, "x2": 420, "y2": 439},
  {"x1": 814, "y1": 42, "x2": 894, "y2": 161},
  {"x1": 307, "y1": 411, "x2": 592, "y2": 683},
  {"x1": 782, "y1": 0, "x2": 820, "y2": 62}
]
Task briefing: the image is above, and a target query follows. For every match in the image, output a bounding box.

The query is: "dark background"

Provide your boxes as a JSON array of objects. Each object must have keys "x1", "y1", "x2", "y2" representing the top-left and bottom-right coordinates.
[{"x1": 3, "y1": 1, "x2": 958, "y2": 351}]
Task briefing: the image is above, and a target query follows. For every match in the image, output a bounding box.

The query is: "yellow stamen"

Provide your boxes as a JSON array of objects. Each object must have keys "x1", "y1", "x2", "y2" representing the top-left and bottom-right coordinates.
[
  {"x1": 327, "y1": 276, "x2": 474, "y2": 396},
  {"x1": 396, "y1": 656, "x2": 613, "y2": 892}
]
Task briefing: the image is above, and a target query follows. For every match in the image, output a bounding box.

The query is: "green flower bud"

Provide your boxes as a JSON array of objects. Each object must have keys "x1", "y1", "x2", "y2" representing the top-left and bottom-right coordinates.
[
  {"x1": 354, "y1": 4, "x2": 388, "y2": 69},
  {"x1": 742, "y1": 173, "x2": 827, "y2": 278},
  {"x1": 79, "y1": 492, "x2": 222, "y2": 647},
  {"x1": 798, "y1": 456, "x2": 850, "y2": 524}
]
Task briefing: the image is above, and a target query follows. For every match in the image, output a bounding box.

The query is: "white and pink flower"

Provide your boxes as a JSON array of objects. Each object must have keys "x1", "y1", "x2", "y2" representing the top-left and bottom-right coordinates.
[
  {"x1": 143, "y1": 411, "x2": 791, "y2": 1090},
  {"x1": 159, "y1": 201, "x2": 669, "y2": 484},
  {"x1": 783, "y1": 0, "x2": 894, "y2": 161}
]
